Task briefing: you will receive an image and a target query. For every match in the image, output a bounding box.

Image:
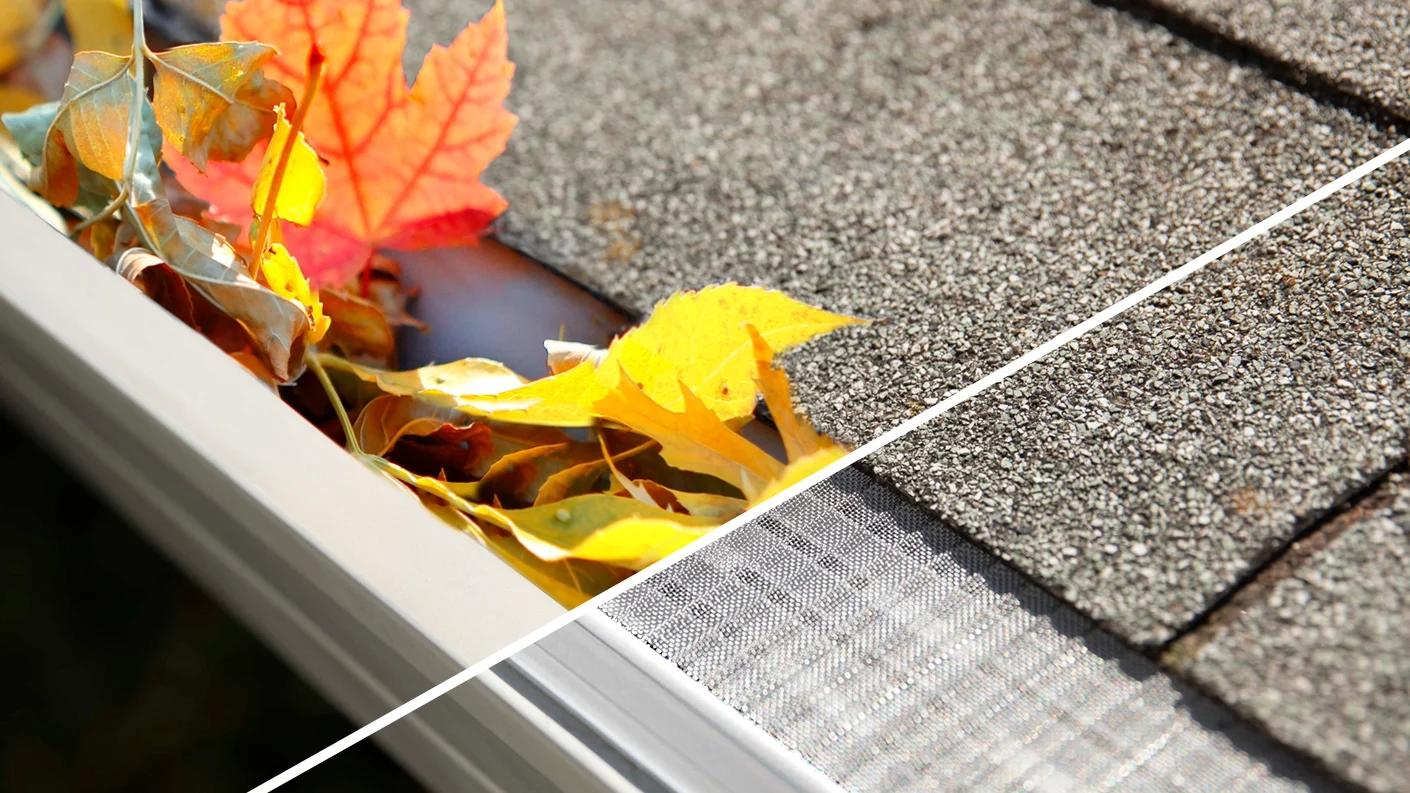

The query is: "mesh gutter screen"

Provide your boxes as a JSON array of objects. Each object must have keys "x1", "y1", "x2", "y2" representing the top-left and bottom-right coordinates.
[{"x1": 602, "y1": 467, "x2": 1334, "y2": 793}]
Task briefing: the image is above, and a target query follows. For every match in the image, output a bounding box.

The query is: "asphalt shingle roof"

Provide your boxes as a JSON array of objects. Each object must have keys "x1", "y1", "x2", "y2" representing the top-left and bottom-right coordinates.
[
  {"x1": 869, "y1": 161, "x2": 1409, "y2": 644},
  {"x1": 405, "y1": 0, "x2": 1409, "y2": 788},
  {"x1": 1176, "y1": 470, "x2": 1410, "y2": 793},
  {"x1": 1160, "y1": 0, "x2": 1410, "y2": 119}
]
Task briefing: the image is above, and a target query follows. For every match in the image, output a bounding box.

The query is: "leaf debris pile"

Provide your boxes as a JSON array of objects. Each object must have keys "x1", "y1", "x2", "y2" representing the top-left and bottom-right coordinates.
[{"x1": 0, "y1": 0, "x2": 867, "y2": 605}]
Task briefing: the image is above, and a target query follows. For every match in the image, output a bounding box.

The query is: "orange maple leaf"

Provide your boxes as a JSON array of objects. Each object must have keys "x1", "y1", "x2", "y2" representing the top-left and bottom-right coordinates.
[{"x1": 167, "y1": 0, "x2": 517, "y2": 287}]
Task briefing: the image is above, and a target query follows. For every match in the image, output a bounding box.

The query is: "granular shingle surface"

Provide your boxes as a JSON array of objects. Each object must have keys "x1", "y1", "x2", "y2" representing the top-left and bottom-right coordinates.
[
  {"x1": 403, "y1": 0, "x2": 1407, "y2": 643},
  {"x1": 1160, "y1": 0, "x2": 1410, "y2": 119},
  {"x1": 411, "y1": 0, "x2": 1391, "y2": 445},
  {"x1": 869, "y1": 161, "x2": 1410, "y2": 645},
  {"x1": 1180, "y1": 471, "x2": 1410, "y2": 793}
]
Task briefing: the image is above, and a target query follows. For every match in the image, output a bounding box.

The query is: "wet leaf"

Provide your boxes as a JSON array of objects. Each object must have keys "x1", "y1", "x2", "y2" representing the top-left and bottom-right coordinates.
[
  {"x1": 167, "y1": 0, "x2": 516, "y2": 286},
  {"x1": 592, "y1": 368, "x2": 783, "y2": 495},
  {"x1": 150, "y1": 41, "x2": 292, "y2": 170}
]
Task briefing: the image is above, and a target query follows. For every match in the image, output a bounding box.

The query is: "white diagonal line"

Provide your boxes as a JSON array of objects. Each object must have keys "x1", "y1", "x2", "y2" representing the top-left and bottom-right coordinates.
[{"x1": 250, "y1": 135, "x2": 1410, "y2": 793}]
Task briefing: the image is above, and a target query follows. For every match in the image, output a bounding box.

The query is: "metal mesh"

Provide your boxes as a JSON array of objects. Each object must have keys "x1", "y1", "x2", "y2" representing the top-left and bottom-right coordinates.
[{"x1": 601, "y1": 466, "x2": 1331, "y2": 793}]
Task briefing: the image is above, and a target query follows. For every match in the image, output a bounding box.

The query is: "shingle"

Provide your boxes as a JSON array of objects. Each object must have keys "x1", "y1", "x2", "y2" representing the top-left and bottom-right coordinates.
[
  {"x1": 1158, "y1": 0, "x2": 1410, "y2": 119},
  {"x1": 1177, "y1": 471, "x2": 1410, "y2": 793},
  {"x1": 870, "y1": 162, "x2": 1410, "y2": 644},
  {"x1": 401, "y1": 0, "x2": 1405, "y2": 644}
]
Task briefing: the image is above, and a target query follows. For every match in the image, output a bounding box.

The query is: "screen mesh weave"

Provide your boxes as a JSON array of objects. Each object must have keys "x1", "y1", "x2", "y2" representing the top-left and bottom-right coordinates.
[{"x1": 601, "y1": 466, "x2": 1331, "y2": 793}]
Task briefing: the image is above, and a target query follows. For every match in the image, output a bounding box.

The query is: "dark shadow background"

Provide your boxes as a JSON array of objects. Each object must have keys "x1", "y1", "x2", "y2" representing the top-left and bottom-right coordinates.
[{"x1": 1, "y1": 410, "x2": 424, "y2": 793}]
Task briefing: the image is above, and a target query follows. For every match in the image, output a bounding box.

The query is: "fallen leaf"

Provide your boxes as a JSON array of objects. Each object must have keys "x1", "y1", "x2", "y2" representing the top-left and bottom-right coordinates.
[
  {"x1": 320, "y1": 355, "x2": 528, "y2": 399},
  {"x1": 318, "y1": 289, "x2": 399, "y2": 364},
  {"x1": 592, "y1": 368, "x2": 784, "y2": 495},
  {"x1": 544, "y1": 339, "x2": 606, "y2": 375},
  {"x1": 475, "y1": 493, "x2": 717, "y2": 569},
  {"x1": 598, "y1": 284, "x2": 866, "y2": 422},
  {"x1": 250, "y1": 102, "x2": 322, "y2": 224},
  {"x1": 167, "y1": 0, "x2": 517, "y2": 286},
  {"x1": 750, "y1": 446, "x2": 848, "y2": 505},
  {"x1": 150, "y1": 41, "x2": 291, "y2": 170},
  {"x1": 29, "y1": 50, "x2": 133, "y2": 206},
  {"x1": 747, "y1": 323, "x2": 828, "y2": 461},
  {"x1": 0, "y1": 85, "x2": 46, "y2": 115},
  {"x1": 352, "y1": 394, "x2": 469, "y2": 456},
  {"x1": 418, "y1": 494, "x2": 629, "y2": 607},
  {"x1": 132, "y1": 200, "x2": 312, "y2": 380}
]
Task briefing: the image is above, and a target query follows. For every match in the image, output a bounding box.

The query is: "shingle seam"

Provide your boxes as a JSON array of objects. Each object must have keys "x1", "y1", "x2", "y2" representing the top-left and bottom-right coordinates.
[
  {"x1": 1091, "y1": 0, "x2": 1410, "y2": 133},
  {"x1": 1163, "y1": 446, "x2": 1410, "y2": 665}
]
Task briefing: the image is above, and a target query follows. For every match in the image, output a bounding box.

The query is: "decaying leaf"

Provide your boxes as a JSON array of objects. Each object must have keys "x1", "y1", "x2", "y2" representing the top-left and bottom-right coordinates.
[
  {"x1": 150, "y1": 41, "x2": 291, "y2": 170},
  {"x1": 0, "y1": 0, "x2": 43, "y2": 74},
  {"x1": 29, "y1": 50, "x2": 134, "y2": 207},
  {"x1": 168, "y1": 0, "x2": 517, "y2": 286}
]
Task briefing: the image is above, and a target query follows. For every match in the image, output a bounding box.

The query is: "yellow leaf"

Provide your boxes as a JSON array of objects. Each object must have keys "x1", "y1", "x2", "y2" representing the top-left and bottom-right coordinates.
[
  {"x1": 476, "y1": 494, "x2": 717, "y2": 569},
  {"x1": 0, "y1": 0, "x2": 42, "y2": 73},
  {"x1": 151, "y1": 41, "x2": 292, "y2": 171},
  {"x1": 435, "y1": 361, "x2": 602, "y2": 427},
  {"x1": 592, "y1": 368, "x2": 783, "y2": 494},
  {"x1": 61, "y1": 0, "x2": 132, "y2": 56},
  {"x1": 419, "y1": 496, "x2": 629, "y2": 608},
  {"x1": 252, "y1": 103, "x2": 324, "y2": 225},
  {"x1": 351, "y1": 394, "x2": 471, "y2": 456},
  {"x1": 319, "y1": 355, "x2": 529, "y2": 399},
  {"x1": 750, "y1": 446, "x2": 848, "y2": 505},
  {"x1": 599, "y1": 284, "x2": 865, "y2": 422},
  {"x1": 747, "y1": 324, "x2": 828, "y2": 462},
  {"x1": 258, "y1": 243, "x2": 329, "y2": 343},
  {"x1": 671, "y1": 490, "x2": 748, "y2": 521},
  {"x1": 35, "y1": 50, "x2": 134, "y2": 206}
]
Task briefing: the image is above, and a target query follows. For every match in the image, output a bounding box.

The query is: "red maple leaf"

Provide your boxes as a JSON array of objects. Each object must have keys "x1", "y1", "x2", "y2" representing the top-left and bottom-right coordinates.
[{"x1": 168, "y1": 0, "x2": 516, "y2": 287}]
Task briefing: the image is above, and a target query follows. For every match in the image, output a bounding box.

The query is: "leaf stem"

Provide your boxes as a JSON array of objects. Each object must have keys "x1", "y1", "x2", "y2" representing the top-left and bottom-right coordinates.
[
  {"x1": 305, "y1": 346, "x2": 362, "y2": 455},
  {"x1": 252, "y1": 44, "x2": 326, "y2": 266}
]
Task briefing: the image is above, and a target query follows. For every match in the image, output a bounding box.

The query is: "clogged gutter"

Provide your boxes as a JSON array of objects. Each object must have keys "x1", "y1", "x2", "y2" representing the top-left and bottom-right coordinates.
[{"x1": 0, "y1": 0, "x2": 871, "y2": 606}]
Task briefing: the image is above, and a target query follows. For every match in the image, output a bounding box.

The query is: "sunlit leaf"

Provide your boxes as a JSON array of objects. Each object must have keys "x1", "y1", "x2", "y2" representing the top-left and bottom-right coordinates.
[
  {"x1": 257, "y1": 242, "x2": 329, "y2": 342},
  {"x1": 351, "y1": 394, "x2": 470, "y2": 455},
  {"x1": 251, "y1": 102, "x2": 322, "y2": 224},
  {"x1": 592, "y1": 368, "x2": 783, "y2": 495},
  {"x1": 31, "y1": 50, "x2": 134, "y2": 206},
  {"x1": 418, "y1": 495, "x2": 629, "y2": 608},
  {"x1": 747, "y1": 323, "x2": 829, "y2": 462},
  {"x1": 319, "y1": 355, "x2": 528, "y2": 399},
  {"x1": 751, "y1": 446, "x2": 848, "y2": 505},
  {"x1": 131, "y1": 200, "x2": 312, "y2": 380},
  {"x1": 475, "y1": 493, "x2": 717, "y2": 569},
  {"x1": 168, "y1": 0, "x2": 517, "y2": 286},
  {"x1": 150, "y1": 41, "x2": 292, "y2": 171},
  {"x1": 598, "y1": 284, "x2": 866, "y2": 422}
]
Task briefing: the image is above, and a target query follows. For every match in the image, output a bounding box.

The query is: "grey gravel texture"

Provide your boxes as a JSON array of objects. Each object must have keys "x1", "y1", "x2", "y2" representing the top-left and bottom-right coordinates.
[
  {"x1": 410, "y1": 0, "x2": 1391, "y2": 440},
  {"x1": 1162, "y1": 0, "x2": 1410, "y2": 120},
  {"x1": 401, "y1": 0, "x2": 1408, "y2": 645},
  {"x1": 1181, "y1": 471, "x2": 1410, "y2": 793},
  {"x1": 870, "y1": 161, "x2": 1410, "y2": 645}
]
